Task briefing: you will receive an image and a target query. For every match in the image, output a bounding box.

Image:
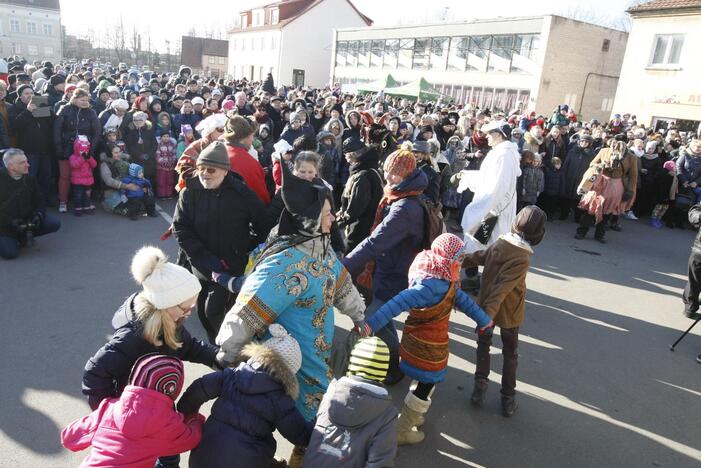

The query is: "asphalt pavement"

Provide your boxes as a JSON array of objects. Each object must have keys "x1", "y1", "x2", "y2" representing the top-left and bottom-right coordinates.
[{"x1": 1, "y1": 201, "x2": 700, "y2": 468}]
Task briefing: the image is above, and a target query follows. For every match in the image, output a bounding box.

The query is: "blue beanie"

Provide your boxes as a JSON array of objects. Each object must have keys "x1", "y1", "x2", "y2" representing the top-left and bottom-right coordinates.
[{"x1": 128, "y1": 163, "x2": 143, "y2": 177}]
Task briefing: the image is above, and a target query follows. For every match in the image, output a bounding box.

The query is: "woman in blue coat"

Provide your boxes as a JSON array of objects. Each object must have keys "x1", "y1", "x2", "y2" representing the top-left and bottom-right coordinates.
[{"x1": 343, "y1": 148, "x2": 428, "y2": 384}]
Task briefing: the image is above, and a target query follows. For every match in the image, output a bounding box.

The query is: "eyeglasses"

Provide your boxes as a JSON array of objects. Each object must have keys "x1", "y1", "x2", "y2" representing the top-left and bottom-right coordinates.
[
  {"x1": 197, "y1": 166, "x2": 217, "y2": 174},
  {"x1": 176, "y1": 302, "x2": 196, "y2": 313}
]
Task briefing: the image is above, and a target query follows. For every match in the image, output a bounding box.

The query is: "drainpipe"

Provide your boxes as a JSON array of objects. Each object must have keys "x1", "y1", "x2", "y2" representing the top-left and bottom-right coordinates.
[{"x1": 579, "y1": 72, "x2": 619, "y2": 119}]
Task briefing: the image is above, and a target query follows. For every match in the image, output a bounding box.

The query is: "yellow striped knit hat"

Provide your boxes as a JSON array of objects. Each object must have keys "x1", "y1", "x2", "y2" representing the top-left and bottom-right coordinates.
[{"x1": 347, "y1": 337, "x2": 390, "y2": 382}]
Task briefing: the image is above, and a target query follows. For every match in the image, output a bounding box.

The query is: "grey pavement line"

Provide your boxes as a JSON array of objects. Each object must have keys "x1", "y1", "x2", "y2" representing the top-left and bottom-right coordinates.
[{"x1": 155, "y1": 203, "x2": 173, "y2": 224}]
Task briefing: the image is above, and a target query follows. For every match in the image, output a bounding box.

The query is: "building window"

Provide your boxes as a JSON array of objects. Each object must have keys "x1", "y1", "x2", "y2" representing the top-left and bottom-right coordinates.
[
  {"x1": 27, "y1": 45, "x2": 38, "y2": 55},
  {"x1": 448, "y1": 37, "x2": 468, "y2": 71},
  {"x1": 270, "y1": 36, "x2": 276, "y2": 49},
  {"x1": 241, "y1": 14, "x2": 248, "y2": 28},
  {"x1": 218, "y1": 56, "x2": 225, "y2": 65},
  {"x1": 10, "y1": 19, "x2": 20, "y2": 33},
  {"x1": 242, "y1": 39, "x2": 246, "y2": 51},
  {"x1": 12, "y1": 43, "x2": 20, "y2": 54},
  {"x1": 27, "y1": 22, "x2": 37, "y2": 34},
  {"x1": 511, "y1": 34, "x2": 539, "y2": 74},
  {"x1": 398, "y1": 38, "x2": 413, "y2": 69},
  {"x1": 412, "y1": 38, "x2": 429, "y2": 69},
  {"x1": 602, "y1": 39, "x2": 610, "y2": 52},
  {"x1": 347, "y1": 41, "x2": 358, "y2": 67},
  {"x1": 650, "y1": 34, "x2": 683, "y2": 66},
  {"x1": 250, "y1": 38, "x2": 254, "y2": 50},
  {"x1": 232, "y1": 39, "x2": 237, "y2": 51},
  {"x1": 44, "y1": 46, "x2": 53, "y2": 56},
  {"x1": 335, "y1": 41, "x2": 347, "y2": 67},
  {"x1": 43, "y1": 23, "x2": 52, "y2": 36},
  {"x1": 429, "y1": 37, "x2": 449, "y2": 71},
  {"x1": 488, "y1": 35, "x2": 513, "y2": 72},
  {"x1": 358, "y1": 40, "x2": 371, "y2": 68},
  {"x1": 467, "y1": 36, "x2": 490, "y2": 72},
  {"x1": 370, "y1": 40, "x2": 384, "y2": 67},
  {"x1": 209, "y1": 56, "x2": 215, "y2": 64},
  {"x1": 383, "y1": 39, "x2": 398, "y2": 69},
  {"x1": 253, "y1": 9, "x2": 264, "y2": 27},
  {"x1": 271, "y1": 8, "x2": 279, "y2": 24},
  {"x1": 259, "y1": 37, "x2": 264, "y2": 50}
]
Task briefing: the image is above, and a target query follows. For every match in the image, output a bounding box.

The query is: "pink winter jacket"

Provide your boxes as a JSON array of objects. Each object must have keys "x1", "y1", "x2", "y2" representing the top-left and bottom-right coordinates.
[
  {"x1": 61, "y1": 385, "x2": 205, "y2": 468},
  {"x1": 69, "y1": 153, "x2": 97, "y2": 186}
]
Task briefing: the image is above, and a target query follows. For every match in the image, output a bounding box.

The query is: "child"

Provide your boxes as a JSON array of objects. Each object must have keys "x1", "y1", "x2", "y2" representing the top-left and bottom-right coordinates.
[
  {"x1": 175, "y1": 124, "x2": 195, "y2": 159},
  {"x1": 464, "y1": 205, "x2": 546, "y2": 417},
  {"x1": 69, "y1": 136, "x2": 97, "y2": 216},
  {"x1": 155, "y1": 111, "x2": 173, "y2": 138},
  {"x1": 303, "y1": 336, "x2": 399, "y2": 467},
  {"x1": 359, "y1": 233, "x2": 493, "y2": 444},
  {"x1": 518, "y1": 150, "x2": 544, "y2": 210},
  {"x1": 650, "y1": 160, "x2": 679, "y2": 228},
  {"x1": 539, "y1": 156, "x2": 563, "y2": 220},
  {"x1": 61, "y1": 354, "x2": 205, "y2": 468},
  {"x1": 99, "y1": 127, "x2": 119, "y2": 161},
  {"x1": 176, "y1": 324, "x2": 313, "y2": 468},
  {"x1": 156, "y1": 131, "x2": 177, "y2": 199},
  {"x1": 272, "y1": 139, "x2": 295, "y2": 192},
  {"x1": 120, "y1": 163, "x2": 156, "y2": 220}
]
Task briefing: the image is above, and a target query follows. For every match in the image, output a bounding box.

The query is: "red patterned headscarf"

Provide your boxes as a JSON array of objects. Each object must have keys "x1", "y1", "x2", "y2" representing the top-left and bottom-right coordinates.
[{"x1": 408, "y1": 233, "x2": 465, "y2": 283}]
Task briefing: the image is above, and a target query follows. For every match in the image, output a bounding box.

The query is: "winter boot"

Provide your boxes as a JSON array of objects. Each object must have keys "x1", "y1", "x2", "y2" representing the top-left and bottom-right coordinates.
[
  {"x1": 574, "y1": 226, "x2": 587, "y2": 240},
  {"x1": 594, "y1": 221, "x2": 606, "y2": 243},
  {"x1": 470, "y1": 378, "x2": 488, "y2": 407},
  {"x1": 501, "y1": 395, "x2": 518, "y2": 417},
  {"x1": 287, "y1": 445, "x2": 306, "y2": 468},
  {"x1": 398, "y1": 392, "x2": 431, "y2": 445}
]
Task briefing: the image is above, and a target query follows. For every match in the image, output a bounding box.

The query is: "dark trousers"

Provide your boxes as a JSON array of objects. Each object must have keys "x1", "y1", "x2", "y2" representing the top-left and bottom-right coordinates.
[
  {"x1": 126, "y1": 195, "x2": 156, "y2": 217},
  {"x1": 72, "y1": 184, "x2": 92, "y2": 209},
  {"x1": 197, "y1": 280, "x2": 234, "y2": 344},
  {"x1": 0, "y1": 214, "x2": 61, "y2": 260},
  {"x1": 577, "y1": 213, "x2": 607, "y2": 239},
  {"x1": 559, "y1": 197, "x2": 583, "y2": 221},
  {"x1": 683, "y1": 251, "x2": 701, "y2": 314},
  {"x1": 413, "y1": 382, "x2": 435, "y2": 401},
  {"x1": 155, "y1": 454, "x2": 180, "y2": 468},
  {"x1": 475, "y1": 326, "x2": 519, "y2": 397},
  {"x1": 27, "y1": 152, "x2": 52, "y2": 199}
]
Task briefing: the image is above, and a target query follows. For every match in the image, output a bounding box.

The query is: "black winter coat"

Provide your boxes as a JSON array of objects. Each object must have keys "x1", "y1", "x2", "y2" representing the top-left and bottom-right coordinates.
[
  {"x1": 173, "y1": 172, "x2": 270, "y2": 282},
  {"x1": 82, "y1": 293, "x2": 218, "y2": 410},
  {"x1": 10, "y1": 101, "x2": 53, "y2": 155},
  {"x1": 337, "y1": 151, "x2": 383, "y2": 253},
  {"x1": 177, "y1": 346, "x2": 313, "y2": 468},
  {"x1": 123, "y1": 121, "x2": 157, "y2": 177},
  {"x1": 689, "y1": 205, "x2": 701, "y2": 255},
  {"x1": 560, "y1": 145, "x2": 595, "y2": 199},
  {"x1": 53, "y1": 104, "x2": 101, "y2": 160},
  {"x1": 0, "y1": 170, "x2": 44, "y2": 237}
]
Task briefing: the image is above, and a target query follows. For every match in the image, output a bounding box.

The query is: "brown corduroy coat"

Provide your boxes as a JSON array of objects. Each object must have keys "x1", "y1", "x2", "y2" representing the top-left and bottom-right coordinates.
[{"x1": 463, "y1": 234, "x2": 533, "y2": 329}]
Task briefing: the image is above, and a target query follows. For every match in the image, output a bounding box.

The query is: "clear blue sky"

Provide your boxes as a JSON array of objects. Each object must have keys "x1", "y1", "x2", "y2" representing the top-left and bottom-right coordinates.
[{"x1": 60, "y1": 0, "x2": 641, "y2": 51}]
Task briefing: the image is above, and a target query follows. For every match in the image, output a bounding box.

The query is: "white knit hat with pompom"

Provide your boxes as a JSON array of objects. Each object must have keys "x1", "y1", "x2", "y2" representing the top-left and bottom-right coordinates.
[
  {"x1": 131, "y1": 246, "x2": 202, "y2": 309},
  {"x1": 263, "y1": 324, "x2": 303, "y2": 375}
]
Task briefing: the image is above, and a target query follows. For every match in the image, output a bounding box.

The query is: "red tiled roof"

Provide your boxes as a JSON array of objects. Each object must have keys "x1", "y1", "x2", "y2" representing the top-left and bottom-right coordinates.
[
  {"x1": 628, "y1": 0, "x2": 701, "y2": 13},
  {"x1": 230, "y1": 0, "x2": 372, "y2": 33}
]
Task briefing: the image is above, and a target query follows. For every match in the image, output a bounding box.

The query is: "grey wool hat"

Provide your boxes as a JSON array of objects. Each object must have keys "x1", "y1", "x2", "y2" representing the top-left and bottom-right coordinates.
[{"x1": 197, "y1": 141, "x2": 230, "y2": 170}]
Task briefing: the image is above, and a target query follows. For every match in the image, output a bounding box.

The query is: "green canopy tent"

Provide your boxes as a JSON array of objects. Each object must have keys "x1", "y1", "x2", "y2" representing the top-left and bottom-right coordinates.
[
  {"x1": 384, "y1": 78, "x2": 442, "y2": 101},
  {"x1": 356, "y1": 74, "x2": 398, "y2": 94}
]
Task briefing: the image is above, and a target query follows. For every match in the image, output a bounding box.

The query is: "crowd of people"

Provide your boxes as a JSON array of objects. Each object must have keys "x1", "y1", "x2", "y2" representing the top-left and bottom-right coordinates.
[{"x1": 1, "y1": 56, "x2": 700, "y2": 467}]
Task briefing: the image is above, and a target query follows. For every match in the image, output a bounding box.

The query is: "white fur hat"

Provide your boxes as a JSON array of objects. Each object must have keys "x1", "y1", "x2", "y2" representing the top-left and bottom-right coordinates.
[
  {"x1": 131, "y1": 246, "x2": 202, "y2": 309},
  {"x1": 263, "y1": 324, "x2": 302, "y2": 375}
]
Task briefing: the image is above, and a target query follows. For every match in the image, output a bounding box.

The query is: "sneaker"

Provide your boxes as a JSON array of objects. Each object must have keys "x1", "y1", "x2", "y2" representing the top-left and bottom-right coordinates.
[
  {"x1": 501, "y1": 395, "x2": 518, "y2": 417},
  {"x1": 470, "y1": 380, "x2": 488, "y2": 407},
  {"x1": 683, "y1": 310, "x2": 701, "y2": 320},
  {"x1": 624, "y1": 211, "x2": 638, "y2": 220},
  {"x1": 59, "y1": 202, "x2": 67, "y2": 213}
]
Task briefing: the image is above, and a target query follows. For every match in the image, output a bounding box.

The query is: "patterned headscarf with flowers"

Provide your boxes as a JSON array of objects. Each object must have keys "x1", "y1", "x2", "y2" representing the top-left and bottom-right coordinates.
[{"x1": 408, "y1": 233, "x2": 465, "y2": 284}]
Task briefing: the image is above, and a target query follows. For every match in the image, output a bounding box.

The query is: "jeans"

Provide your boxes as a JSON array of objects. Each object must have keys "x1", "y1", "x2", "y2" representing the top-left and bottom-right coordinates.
[
  {"x1": 27, "y1": 152, "x2": 52, "y2": 199},
  {"x1": 0, "y1": 214, "x2": 61, "y2": 260},
  {"x1": 475, "y1": 326, "x2": 519, "y2": 397},
  {"x1": 365, "y1": 298, "x2": 402, "y2": 379}
]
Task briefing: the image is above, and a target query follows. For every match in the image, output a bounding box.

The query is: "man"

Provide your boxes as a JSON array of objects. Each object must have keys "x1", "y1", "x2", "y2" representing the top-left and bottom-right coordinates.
[
  {"x1": 9, "y1": 84, "x2": 53, "y2": 198},
  {"x1": 0, "y1": 149, "x2": 60, "y2": 259},
  {"x1": 457, "y1": 120, "x2": 521, "y2": 281},
  {"x1": 234, "y1": 91, "x2": 254, "y2": 116},
  {"x1": 172, "y1": 141, "x2": 269, "y2": 342}
]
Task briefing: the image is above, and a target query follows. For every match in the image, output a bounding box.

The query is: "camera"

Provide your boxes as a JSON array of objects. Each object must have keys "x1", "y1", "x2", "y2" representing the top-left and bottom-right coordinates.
[{"x1": 11, "y1": 219, "x2": 36, "y2": 247}]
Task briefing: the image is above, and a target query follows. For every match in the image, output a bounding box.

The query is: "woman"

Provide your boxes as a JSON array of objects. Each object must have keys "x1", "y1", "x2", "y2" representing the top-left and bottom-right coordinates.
[
  {"x1": 52, "y1": 88, "x2": 101, "y2": 213},
  {"x1": 98, "y1": 98, "x2": 129, "y2": 134},
  {"x1": 215, "y1": 160, "x2": 366, "y2": 453},
  {"x1": 522, "y1": 125, "x2": 545, "y2": 156},
  {"x1": 82, "y1": 246, "x2": 218, "y2": 410},
  {"x1": 576, "y1": 138, "x2": 638, "y2": 242},
  {"x1": 343, "y1": 149, "x2": 428, "y2": 383},
  {"x1": 172, "y1": 141, "x2": 270, "y2": 343},
  {"x1": 98, "y1": 143, "x2": 139, "y2": 216},
  {"x1": 123, "y1": 111, "x2": 157, "y2": 182}
]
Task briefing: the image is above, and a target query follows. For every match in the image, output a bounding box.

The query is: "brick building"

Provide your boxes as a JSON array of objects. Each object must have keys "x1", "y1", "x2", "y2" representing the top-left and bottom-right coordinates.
[{"x1": 180, "y1": 36, "x2": 229, "y2": 78}]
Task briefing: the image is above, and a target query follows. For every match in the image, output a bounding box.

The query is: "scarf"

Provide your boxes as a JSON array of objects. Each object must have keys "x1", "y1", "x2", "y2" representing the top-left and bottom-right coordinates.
[
  {"x1": 408, "y1": 233, "x2": 464, "y2": 283},
  {"x1": 472, "y1": 130, "x2": 488, "y2": 148},
  {"x1": 355, "y1": 183, "x2": 424, "y2": 290}
]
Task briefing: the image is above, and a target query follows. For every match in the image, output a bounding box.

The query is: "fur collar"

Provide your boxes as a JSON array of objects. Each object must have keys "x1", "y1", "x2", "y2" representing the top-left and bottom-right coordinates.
[
  {"x1": 240, "y1": 343, "x2": 299, "y2": 399},
  {"x1": 524, "y1": 132, "x2": 543, "y2": 145},
  {"x1": 500, "y1": 232, "x2": 533, "y2": 253}
]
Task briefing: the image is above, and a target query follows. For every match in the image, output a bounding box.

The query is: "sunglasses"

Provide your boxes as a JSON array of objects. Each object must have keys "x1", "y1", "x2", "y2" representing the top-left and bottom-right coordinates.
[{"x1": 197, "y1": 166, "x2": 218, "y2": 174}]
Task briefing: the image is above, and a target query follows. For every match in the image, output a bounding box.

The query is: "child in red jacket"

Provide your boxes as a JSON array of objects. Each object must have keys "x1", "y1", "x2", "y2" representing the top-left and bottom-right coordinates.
[
  {"x1": 68, "y1": 136, "x2": 97, "y2": 216},
  {"x1": 61, "y1": 354, "x2": 204, "y2": 468}
]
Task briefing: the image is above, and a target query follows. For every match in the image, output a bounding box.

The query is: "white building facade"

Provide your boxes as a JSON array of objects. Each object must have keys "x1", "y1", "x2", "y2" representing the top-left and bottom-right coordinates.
[
  {"x1": 228, "y1": 0, "x2": 371, "y2": 87},
  {"x1": 611, "y1": 0, "x2": 701, "y2": 133},
  {"x1": 0, "y1": 0, "x2": 61, "y2": 62},
  {"x1": 332, "y1": 15, "x2": 628, "y2": 122}
]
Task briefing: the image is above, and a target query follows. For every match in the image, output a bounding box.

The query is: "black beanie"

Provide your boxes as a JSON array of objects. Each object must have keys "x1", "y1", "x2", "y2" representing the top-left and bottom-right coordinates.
[{"x1": 49, "y1": 74, "x2": 66, "y2": 86}]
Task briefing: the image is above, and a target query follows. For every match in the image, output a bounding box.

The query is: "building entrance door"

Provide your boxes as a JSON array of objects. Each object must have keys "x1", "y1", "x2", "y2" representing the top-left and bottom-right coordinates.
[{"x1": 293, "y1": 69, "x2": 305, "y2": 87}]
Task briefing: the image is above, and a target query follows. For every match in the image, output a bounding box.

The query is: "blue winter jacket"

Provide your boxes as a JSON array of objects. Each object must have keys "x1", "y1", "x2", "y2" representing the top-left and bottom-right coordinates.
[
  {"x1": 543, "y1": 165, "x2": 563, "y2": 196},
  {"x1": 366, "y1": 277, "x2": 491, "y2": 383},
  {"x1": 177, "y1": 358, "x2": 313, "y2": 468},
  {"x1": 343, "y1": 169, "x2": 428, "y2": 302},
  {"x1": 120, "y1": 175, "x2": 152, "y2": 199},
  {"x1": 172, "y1": 113, "x2": 202, "y2": 137},
  {"x1": 676, "y1": 150, "x2": 701, "y2": 185}
]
